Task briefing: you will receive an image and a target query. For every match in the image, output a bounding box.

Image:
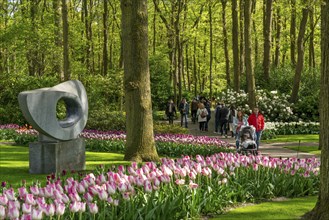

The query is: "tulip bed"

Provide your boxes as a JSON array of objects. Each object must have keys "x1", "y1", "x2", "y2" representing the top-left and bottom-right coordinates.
[
  {"x1": 0, "y1": 125, "x2": 234, "y2": 157},
  {"x1": 0, "y1": 152, "x2": 320, "y2": 219}
]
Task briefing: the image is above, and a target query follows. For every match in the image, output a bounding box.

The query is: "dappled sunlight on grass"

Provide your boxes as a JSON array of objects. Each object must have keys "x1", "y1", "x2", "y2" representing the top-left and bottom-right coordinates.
[
  {"x1": 213, "y1": 196, "x2": 317, "y2": 219},
  {"x1": 0, "y1": 142, "x2": 127, "y2": 187},
  {"x1": 265, "y1": 134, "x2": 319, "y2": 143},
  {"x1": 284, "y1": 146, "x2": 321, "y2": 155}
]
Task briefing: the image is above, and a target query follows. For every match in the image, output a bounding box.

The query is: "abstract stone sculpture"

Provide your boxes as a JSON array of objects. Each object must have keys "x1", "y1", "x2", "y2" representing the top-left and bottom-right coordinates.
[
  {"x1": 18, "y1": 80, "x2": 88, "y2": 174},
  {"x1": 18, "y1": 80, "x2": 88, "y2": 141}
]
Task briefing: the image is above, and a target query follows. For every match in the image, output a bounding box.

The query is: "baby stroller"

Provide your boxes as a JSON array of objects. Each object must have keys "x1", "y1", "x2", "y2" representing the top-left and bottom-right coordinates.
[{"x1": 238, "y1": 126, "x2": 258, "y2": 155}]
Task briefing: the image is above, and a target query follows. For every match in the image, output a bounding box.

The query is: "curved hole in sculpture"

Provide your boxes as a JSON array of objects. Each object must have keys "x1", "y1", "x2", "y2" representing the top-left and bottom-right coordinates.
[{"x1": 56, "y1": 97, "x2": 82, "y2": 128}]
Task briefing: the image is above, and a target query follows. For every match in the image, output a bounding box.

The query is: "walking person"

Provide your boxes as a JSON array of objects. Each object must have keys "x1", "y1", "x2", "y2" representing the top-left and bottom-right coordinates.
[
  {"x1": 247, "y1": 107, "x2": 265, "y2": 150},
  {"x1": 233, "y1": 110, "x2": 248, "y2": 149},
  {"x1": 214, "y1": 102, "x2": 222, "y2": 133},
  {"x1": 218, "y1": 103, "x2": 230, "y2": 138},
  {"x1": 197, "y1": 103, "x2": 208, "y2": 131},
  {"x1": 165, "y1": 99, "x2": 176, "y2": 124},
  {"x1": 203, "y1": 98, "x2": 211, "y2": 131},
  {"x1": 179, "y1": 98, "x2": 189, "y2": 128},
  {"x1": 228, "y1": 105, "x2": 237, "y2": 137},
  {"x1": 191, "y1": 98, "x2": 199, "y2": 124}
]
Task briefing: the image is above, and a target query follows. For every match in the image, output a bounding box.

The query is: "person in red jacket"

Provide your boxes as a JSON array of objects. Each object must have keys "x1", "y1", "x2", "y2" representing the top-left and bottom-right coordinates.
[{"x1": 247, "y1": 107, "x2": 265, "y2": 150}]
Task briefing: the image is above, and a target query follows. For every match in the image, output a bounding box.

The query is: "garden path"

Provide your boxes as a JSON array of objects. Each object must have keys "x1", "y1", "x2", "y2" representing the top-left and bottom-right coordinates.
[{"x1": 174, "y1": 112, "x2": 319, "y2": 159}]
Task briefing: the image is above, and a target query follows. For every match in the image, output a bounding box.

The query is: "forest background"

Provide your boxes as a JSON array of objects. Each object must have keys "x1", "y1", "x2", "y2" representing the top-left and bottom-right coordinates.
[{"x1": 0, "y1": 0, "x2": 321, "y2": 129}]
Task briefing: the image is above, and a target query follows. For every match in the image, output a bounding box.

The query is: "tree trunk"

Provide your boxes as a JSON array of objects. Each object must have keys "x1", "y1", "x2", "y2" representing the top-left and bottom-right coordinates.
[
  {"x1": 263, "y1": 0, "x2": 273, "y2": 82},
  {"x1": 307, "y1": 1, "x2": 329, "y2": 218},
  {"x1": 152, "y1": 1, "x2": 156, "y2": 55},
  {"x1": 290, "y1": 2, "x2": 309, "y2": 103},
  {"x1": 252, "y1": 0, "x2": 259, "y2": 66},
  {"x1": 274, "y1": 5, "x2": 281, "y2": 67},
  {"x1": 186, "y1": 44, "x2": 191, "y2": 92},
  {"x1": 193, "y1": 37, "x2": 198, "y2": 97},
  {"x1": 121, "y1": 0, "x2": 159, "y2": 162},
  {"x1": 102, "y1": 0, "x2": 108, "y2": 76},
  {"x1": 53, "y1": 0, "x2": 63, "y2": 81},
  {"x1": 221, "y1": 0, "x2": 230, "y2": 89},
  {"x1": 244, "y1": 0, "x2": 256, "y2": 108},
  {"x1": 209, "y1": 3, "x2": 213, "y2": 98},
  {"x1": 308, "y1": 6, "x2": 315, "y2": 69},
  {"x1": 240, "y1": 0, "x2": 245, "y2": 89},
  {"x1": 62, "y1": 0, "x2": 70, "y2": 80},
  {"x1": 290, "y1": 0, "x2": 296, "y2": 66},
  {"x1": 232, "y1": 0, "x2": 240, "y2": 91}
]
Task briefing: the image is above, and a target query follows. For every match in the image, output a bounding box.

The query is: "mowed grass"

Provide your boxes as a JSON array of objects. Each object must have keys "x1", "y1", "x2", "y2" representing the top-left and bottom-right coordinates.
[
  {"x1": 265, "y1": 134, "x2": 319, "y2": 144},
  {"x1": 0, "y1": 143, "x2": 126, "y2": 187},
  {"x1": 284, "y1": 146, "x2": 321, "y2": 156},
  {"x1": 213, "y1": 196, "x2": 318, "y2": 220}
]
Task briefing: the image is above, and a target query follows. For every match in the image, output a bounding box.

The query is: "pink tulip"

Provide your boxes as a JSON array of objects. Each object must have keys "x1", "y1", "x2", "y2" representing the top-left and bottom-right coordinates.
[
  {"x1": 69, "y1": 201, "x2": 80, "y2": 213},
  {"x1": 98, "y1": 189, "x2": 108, "y2": 201},
  {"x1": 21, "y1": 214, "x2": 32, "y2": 220},
  {"x1": 88, "y1": 203, "x2": 98, "y2": 214},
  {"x1": 30, "y1": 186, "x2": 39, "y2": 196},
  {"x1": 79, "y1": 202, "x2": 86, "y2": 212},
  {"x1": 4, "y1": 188, "x2": 15, "y2": 201},
  {"x1": 77, "y1": 183, "x2": 86, "y2": 194},
  {"x1": 118, "y1": 182, "x2": 127, "y2": 192},
  {"x1": 22, "y1": 203, "x2": 32, "y2": 214},
  {"x1": 189, "y1": 181, "x2": 198, "y2": 189},
  {"x1": 8, "y1": 207, "x2": 20, "y2": 219},
  {"x1": 44, "y1": 203, "x2": 55, "y2": 217},
  {"x1": 18, "y1": 186, "x2": 28, "y2": 199},
  {"x1": 55, "y1": 202, "x2": 66, "y2": 216},
  {"x1": 97, "y1": 174, "x2": 106, "y2": 184},
  {"x1": 0, "y1": 205, "x2": 6, "y2": 219},
  {"x1": 253, "y1": 163, "x2": 259, "y2": 171},
  {"x1": 84, "y1": 192, "x2": 94, "y2": 202},
  {"x1": 0, "y1": 195, "x2": 8, "y2": 206},
  {"x1": 8, "y1": 200, "x2": 20, "y2": 210},
  {"x1": 32, "y1": 208, "x2": 43, "y2": 220},
  {"x1": 144, "y1": 180, "x2": 152, "y2": 193},
  {"x1": 175, "y1": 179, "x2": 185, "y2": 185}
]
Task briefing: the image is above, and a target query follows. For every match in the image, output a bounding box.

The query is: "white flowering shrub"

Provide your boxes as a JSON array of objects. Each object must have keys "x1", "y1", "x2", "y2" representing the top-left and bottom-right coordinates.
[{"x1": 219, "y1": 89, "x2": 297, "y2": 122}]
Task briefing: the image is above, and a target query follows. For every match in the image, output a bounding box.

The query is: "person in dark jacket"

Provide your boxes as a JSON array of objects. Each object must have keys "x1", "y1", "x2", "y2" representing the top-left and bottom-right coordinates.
[
  {"x1": 218, "y1": 103, "x2": 230, "y2": 138},
  {"x1": 165, "y1": 99, "x2": 176, "y2": 124},
  {"x1": 179, "y1": 98, "x2": 189, "y2": 128}
]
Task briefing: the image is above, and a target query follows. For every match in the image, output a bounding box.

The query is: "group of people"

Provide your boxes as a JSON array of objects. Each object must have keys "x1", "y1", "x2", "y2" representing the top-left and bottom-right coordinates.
[{"x1": 165, "y1": 98, "x2": 265, "y2": 150}]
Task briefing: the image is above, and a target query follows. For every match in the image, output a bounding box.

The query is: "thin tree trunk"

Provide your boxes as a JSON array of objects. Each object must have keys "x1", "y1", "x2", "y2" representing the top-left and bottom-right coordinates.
[
  {"x1": 221, "y1": 0, "x2": 230, "y2": 88},
  {"x1": 232, "y1": 0, "x2": 240, "y2": 91},
  {"x1": 240, "y1": 0, "x2": 245, "y2": 89},
  {"x1": 153, "y1": 1, "x2": 157, "y2": 55},
  {"x1": 244, "y1": 0, "x2": 256, "y2": 108},
  {"x1": 290, "y1": 0, "x2": 296, "y2": 66},
  {"x1": 53, "y1": 0, "x2": 63, "y2": 81},
  {"x1": 102, "y1": 0, "x2": 109, "y2": 76},
  {"x1": 62, "y1": 0, "x2": 70, "y2": 80},
  {"x1": 209, "y1": 3, "x2": 213, "y2": 98},
  {"x1": 263, "y1": 0, "x2": 273, "y2": 82},
  {"x1": 186, "y1": 44, "x2": 191, "y2": 92},
  {"x1": 309, "y1": 6, "x2": 315, "y2": 69},
  {"x1": 290, "y1": 2, "x2": 309, "y2": 103},
  {"x1": 193, "y1": 37, "x2": 197, "y2": 97},
  {"x1": 252, "y1": 0, "x2": 259, "y2": 66},
  {"x1": 121, "y1": 0, "x2": 159, "y2": 162},
  {"x1": 274, "y1": 5, "x2": 281, "y2": 67},
  {"x1": 307, "y1": 1, "x2": 329, "y2": 218}
]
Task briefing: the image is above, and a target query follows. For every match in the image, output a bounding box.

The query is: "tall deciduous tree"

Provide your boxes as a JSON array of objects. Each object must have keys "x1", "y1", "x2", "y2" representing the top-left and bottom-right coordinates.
[
  {"x1": 221, "y1": 0, "x2": 230, "y2": 88},
  {"x1": 232, "y1": 0, "x2": 240, "y2": 91},
  {"x1": 290, "y1": 0, "x2": 296, "y2": 66},
  {"x1": 102, "y1": 0, "x2": 109, "y2": 76},
  {"x1": 290, "y1": 1, "x2": 309, "y2": 103},
  {"x1": 308, "y1": 0, "x2": 329, "y2": 218},
  {"x1": 121, "y1": 0, "x2": 159, "y2": 162},
  {"x1": 62, "y1": 0, "x2": 70, "y2": 80},
  {"x1": 263, "y1": 0, "x2": 273, "y2": 82},
  {"x1": 53, "y1": 0, "x2": 63, "y2": 81},
  {"x1": 244, "y1": 0, "x2": 256, "y2": 108}
]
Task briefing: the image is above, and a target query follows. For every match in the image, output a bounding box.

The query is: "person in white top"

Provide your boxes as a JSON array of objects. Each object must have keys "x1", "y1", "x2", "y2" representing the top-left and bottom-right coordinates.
[{"x1": 197, "y1": 103, "x2": 208, "y2": 131}]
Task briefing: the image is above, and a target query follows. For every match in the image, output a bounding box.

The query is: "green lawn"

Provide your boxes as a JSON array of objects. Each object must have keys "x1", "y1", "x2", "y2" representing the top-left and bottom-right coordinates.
[
  {"x1": 213, "y1": 196, "x2": 317, "y2": 220},
  {"x1": 0, "y1": 143, "x2": 126, "y2": 187},
  {"x1": 265, "y1": 134, "x2": 319, "y2": 144},
  {"x1": 284, "y1": 146, "x2": 321, "y2": 155}
]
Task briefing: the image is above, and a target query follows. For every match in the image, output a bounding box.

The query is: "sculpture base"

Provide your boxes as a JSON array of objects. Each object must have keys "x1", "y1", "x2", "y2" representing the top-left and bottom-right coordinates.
[{"x1": 29, "y1": 138, "x2": 86, "y2": 174}]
